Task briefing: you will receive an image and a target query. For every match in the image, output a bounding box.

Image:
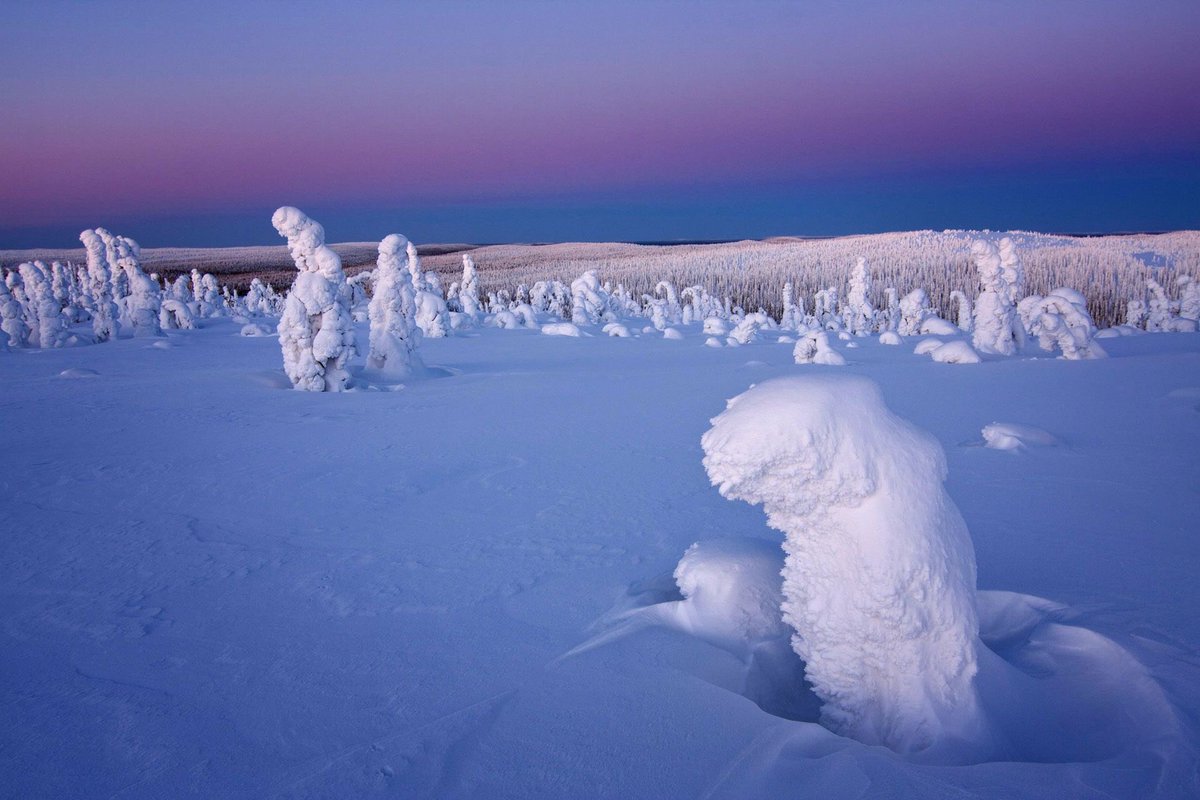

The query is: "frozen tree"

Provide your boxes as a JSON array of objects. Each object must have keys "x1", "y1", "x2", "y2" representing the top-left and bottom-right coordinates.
[
  {"x1": 897, "y1": 289, "x2": 931, "y2": 336},
  {"x1": 792, "y1": 330, "x2": 845, "y2": 365},
  {"x1": 106, "y1": 237, "x2": 163, "y2": 338},
  {"x1": 80, "y1": 229, "x2": 120, "y2": 341},
  {"x1": 971, "y1": 240, "x2": 1021, "y2": 356},
  {"x1": 654, "y1": 281, "x2": 683, "y2": 326},
  {"x1": 17, "y1": 262, "x2": 70, "y2": 348},
  {"x1": 272, "y1": 206, "x2": 357, "y2": 392},
  {"x1": 1178, "y1": 276, "x2": 1200, "y2": 322},
  {"x1": 881, "y1": 287, "x2": 900, "y2": 332},
  {"x1": 571, "y1": 271, "x2": 610, "y2": 326},
  {"x1": 813, "y1": 287, "x2": 840, "y2": 330},
  {"x1": 458, "y1": 254, "x2": 482, "y2": 321},
  {"x1": 1019, "y1": 289, "x2": 1107, "y2": 360},
  {"x1": 159, "y1": 298, "x2": 195, "y2": 330},
  {"x1": 948, "y1": 290, "x2": 973, "y2": 332},
  {"x1": 0, "y1": 277, "x2": 31, "y2": 347},
  {"x1": 1145, "y1": 279, "x2": 1171, "y2": 331},
  {"x1": 844, "y1": 258, "x2": 876, "y2": 336},
  {"x1": 367, "y1": 233, "x2": 423, "y2": 376},
  {"x1": 701, "y1": 376, "x2": 987, "y2": 755},
  {"x1": 1125, "y1": 297, "x2": 1148, "y2": 329},
  {"x1": 779, "y1": 282, "x2": 804, "y2": 331}
]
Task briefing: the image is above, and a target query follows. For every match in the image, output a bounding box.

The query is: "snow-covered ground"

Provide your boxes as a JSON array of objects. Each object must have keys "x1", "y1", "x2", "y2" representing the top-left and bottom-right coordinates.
[{"x1": 2, "y1": 320, "x2": 1199, "y2": 798}]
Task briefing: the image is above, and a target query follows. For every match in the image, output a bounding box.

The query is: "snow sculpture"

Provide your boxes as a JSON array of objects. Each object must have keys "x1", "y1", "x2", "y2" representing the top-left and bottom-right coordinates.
[
  {"x1": 367, "y1": 234, "x2": 422, "y2": 376},
  {"x1": 971, "y1": 239, "x2": 1022, "y2": 355},
  {"x1": 792, "y1": 330, "x2": 845, "y2": 365},
  {"x1": 701, "y1": 375, "x2": 985, "y2": 755},
  {"x1": 845, "y1": 258, "x2": 876, "y2": 336},
  {"x1": 272, "y1": 206, "x2": 357, "y2": 392}
]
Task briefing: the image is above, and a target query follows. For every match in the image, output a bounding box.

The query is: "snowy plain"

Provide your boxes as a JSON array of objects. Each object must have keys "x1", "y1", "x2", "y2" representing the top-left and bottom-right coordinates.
[{"x1": 2, "y1": 319, "x2": 1199, "y2": 799}]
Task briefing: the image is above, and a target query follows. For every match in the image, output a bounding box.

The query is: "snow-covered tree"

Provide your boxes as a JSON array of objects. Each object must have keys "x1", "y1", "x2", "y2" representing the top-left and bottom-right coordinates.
[
  {"x1": 1018, "y1": 288, "x2": 1106, "y2": 360},
  {"x1": 571, "y1": 271, "x2": 610, "y2": 326},
  {"x1": 845, "y1": 258, "x2": 876, "y2": 336},
  {"x1": 779, "y1": 282, "x2": 804, "y2": 331},
  {"x1": 1178, "y1": 276, "x2": 1200, "y2": 322},
  {"x1": 1145, "y1": 279, "x2": 1171, "y2": 331},
  {"x1": 948, "y1": 290, "x2": 973, "y2": 332},
  {"x1": 701, "y1": 375, "x2": 986, "y2": 755},
  {"x1": 367, "y1": 233, "x2": 423, "y2": 376},
  {"x1": 107, "y1": 237, "x2": 162, "y2": 338},
  {"x1": 17, "y1": 262, "x2": 70, "y2": 348},
  {"x1": 80, "y1": 228, "x2": 120, "y2": 342},
  {"x1": 458, "y1": 253, "x2": 482, "y2": 321},
  {"x1": 971, "y1": 239, "x2": 1021, "y2": 356},
  {"x1": 272, "y1": 206, "x2": 357, "y2": 392},
  {"x1": 897, "y1": 289, "x2": 931, "y2": 337},
  {"x1": 0, "y1": 277, "x2": 31, "y2": 348}
]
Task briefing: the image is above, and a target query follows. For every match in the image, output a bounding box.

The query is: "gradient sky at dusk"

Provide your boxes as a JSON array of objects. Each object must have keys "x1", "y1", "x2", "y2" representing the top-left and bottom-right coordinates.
[{"x1": 2, "y1": 0, "x2": 1198, "y2": 247}]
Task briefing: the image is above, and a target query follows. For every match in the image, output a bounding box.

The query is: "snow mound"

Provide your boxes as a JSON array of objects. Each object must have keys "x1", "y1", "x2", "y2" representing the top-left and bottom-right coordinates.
[
  {"x1": 930, "y1": 341, "x2": 981, "y2": 364},
  {"x1": 981, "y1": 422, "x2": 1059, "y2": 450},
  {"x1": 702, "y1": 376, "x2": 987, "y2": 757},
  {"x1": 670, "y1": 538, "x2": 791, "y2": 655},
  {"x1": 704, "y1": 337, "x2": 723, "y2": 348},
  {"x1": 662, "y1": 327, "x2": 684, "y2": 340},
  {"x1": 240, "y1": 323, "x2": 272, "y2": 337},
  {"x1": 776, "y1": 335, "x2": 795, "y2": 344},
  {"x1": 878, "y1": 331, "x2": 902, "y2": 346},
  {"x1": 57, "y1": 367, "x2": 99, "y2": 379},
  {"x1": 541, "y1": 322, "x2": 582, "y2": 337},
  {"x1": 921, "y1": 316, "x2": 960, "y2": 336},
  {"x1": 914, "y1": 337, "x2": 943, "y2": 355},
  {"x1": 603, "y1": 322, "x2": 631, "y2": 338}
]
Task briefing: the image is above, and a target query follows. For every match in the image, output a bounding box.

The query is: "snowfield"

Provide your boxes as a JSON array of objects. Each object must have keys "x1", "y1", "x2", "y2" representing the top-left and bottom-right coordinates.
[{"x1": 2, "y1": 317, "x2": 1199, "y2": 799}]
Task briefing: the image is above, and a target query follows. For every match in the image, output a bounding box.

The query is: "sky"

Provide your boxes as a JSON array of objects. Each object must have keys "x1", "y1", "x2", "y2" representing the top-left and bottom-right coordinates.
[{"x1": 1, "y1": 0, "x2": 1198, "y2": 247}]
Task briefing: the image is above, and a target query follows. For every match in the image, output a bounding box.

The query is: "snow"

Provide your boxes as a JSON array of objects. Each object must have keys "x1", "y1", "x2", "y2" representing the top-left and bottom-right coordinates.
[
  {"x1": 701, "y1": 376, "x2": 987, "y2": 757},
  {"x1": 981, "y1": 422, "x2": 1059, "y2": 451},
  {"x1": 1, "y1": 315, "x2": 1199, "y2": 799},
  {"x1": 930, "y1": 340, "x2": 982, "y2": 364}
]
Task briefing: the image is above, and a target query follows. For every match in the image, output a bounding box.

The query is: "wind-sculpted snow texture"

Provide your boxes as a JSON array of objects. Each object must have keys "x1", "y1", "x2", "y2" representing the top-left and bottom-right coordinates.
[{"x1": 701, "y1": 376, "x2": 987, "y2": 757}]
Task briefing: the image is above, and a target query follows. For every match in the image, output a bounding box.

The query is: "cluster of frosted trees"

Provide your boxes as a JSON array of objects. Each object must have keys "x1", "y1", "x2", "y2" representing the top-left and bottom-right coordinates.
[
  {"x1": 425, "y1": 230, "x2": 1200, "y2": 329},
  {"x1": 0, "y1": 228, "x2": 252, "y2": 350}
]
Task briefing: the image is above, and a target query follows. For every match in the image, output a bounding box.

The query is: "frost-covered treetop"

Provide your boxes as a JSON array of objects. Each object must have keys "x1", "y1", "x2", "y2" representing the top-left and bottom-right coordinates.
[{"x1": 272, "y1": 206, "x2": 342, "y2": 278}]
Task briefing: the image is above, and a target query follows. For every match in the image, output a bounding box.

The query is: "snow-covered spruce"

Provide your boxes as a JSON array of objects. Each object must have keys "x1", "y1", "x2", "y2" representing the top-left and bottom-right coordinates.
[
  {"x1": 272, "y1": 206, "x2": 357, "y2": 392},
  {"x1": 845, "y1": 258, "x2": 876, "y2": 336},
  {"x1": 80, "y1": 229, "x2": 120, "y2": 342},
  {"x1": 366, "y1": 234, "x2": 423, "y2": 377},
  {"x1": 1017, "y1": 288, "x2": 1107, "y2": 360},
  {"x1": 17, "y1": 262, "x2": 69, "y2": 348},
  {"x1": 570, "y1": 271, "x2": 610, "y2": 326},
  {"x1": 972, "y1": 239, "x2": 1023, "y2": 356},
  {"x1": 409, "y1": 242, "x2": 450, "y2": 337},
  {"x1": 457, "y1": 253, "x2": 482, "y2": 322},
  {"x1": 701, "y1": 376, "x2": 987, "y2": 756},
  {"x1": 0, "y1": 275, "x2": 31, "y2": 348}
]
